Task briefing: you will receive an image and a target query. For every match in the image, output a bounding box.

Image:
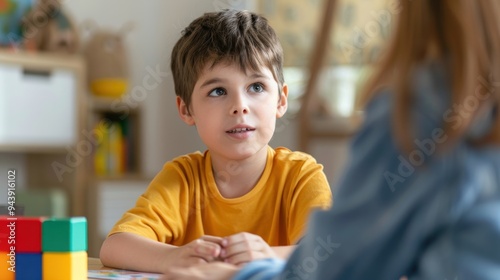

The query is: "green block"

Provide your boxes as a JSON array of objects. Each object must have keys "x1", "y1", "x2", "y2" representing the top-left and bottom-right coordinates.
[{"x1": 42, "y1": 217, "x2": 87, "y2": 252}]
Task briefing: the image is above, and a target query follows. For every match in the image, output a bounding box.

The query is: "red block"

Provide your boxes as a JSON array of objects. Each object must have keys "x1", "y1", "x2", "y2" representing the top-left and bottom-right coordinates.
[
  {"x1": 17, "y1": 217, "x2": 45, "y2": 253},
  {"x1": 0, "y1": 217, "x2": 45, "y2": 253},
  {"x1": 0, "y1": 216, "x2": 17, "y2": 252}
]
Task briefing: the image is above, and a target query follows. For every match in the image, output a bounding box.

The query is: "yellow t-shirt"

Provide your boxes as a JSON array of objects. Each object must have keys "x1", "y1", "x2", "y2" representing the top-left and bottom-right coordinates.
[{"x1": 109, "y1": 146, "x2": 332, "y2": 246}]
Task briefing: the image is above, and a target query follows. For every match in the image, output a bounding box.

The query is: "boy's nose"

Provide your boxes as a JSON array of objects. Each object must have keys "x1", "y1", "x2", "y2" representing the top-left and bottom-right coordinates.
[
  {"x1": 231, "y1": 107, "x2": 249, "y2": 115},
  {"x1": 230, "y1": 94, "x2": 249, "y2": 115}
]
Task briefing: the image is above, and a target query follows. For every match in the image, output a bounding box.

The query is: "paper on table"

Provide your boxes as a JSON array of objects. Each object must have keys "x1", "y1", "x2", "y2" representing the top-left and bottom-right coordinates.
[{"x1": 88, "y1": 269, "x2": 162, "y2": 280}]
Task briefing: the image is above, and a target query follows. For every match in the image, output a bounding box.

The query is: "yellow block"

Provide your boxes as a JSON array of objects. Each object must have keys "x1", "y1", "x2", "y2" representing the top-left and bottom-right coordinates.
[
  {"x1": 43, "y1": 251, "x2": 87, "y2": 280},
  {"x1": 0, "y1": 252, "x2": 16, "y2": 280}
]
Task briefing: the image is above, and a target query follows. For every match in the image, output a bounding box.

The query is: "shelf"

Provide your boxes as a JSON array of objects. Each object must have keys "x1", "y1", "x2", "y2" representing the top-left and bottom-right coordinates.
[
  {"x1": 0, "y1": 49, "x2": 85, "y2": 70},
  {"x1": 89, "y1": 96, "x2": 140, "y2": 114},
  {"x1": 86, "y1": 95, "x2": 145, "y2": 257},
  {"x1": 0, "y1": 50, "x2": 87, "y2": 217},
  {"x1": 0, "y1": 145, "x2": 70, "y2": 154}
]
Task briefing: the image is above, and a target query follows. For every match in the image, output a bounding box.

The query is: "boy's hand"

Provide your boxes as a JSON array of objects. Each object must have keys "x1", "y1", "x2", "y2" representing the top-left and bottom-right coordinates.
[
  {"x1": 220, "y1": 232, "x2": 277, "y2": 266},
  {"x1": 160, "y1": 235, "x2": 223, "y2": 269}
]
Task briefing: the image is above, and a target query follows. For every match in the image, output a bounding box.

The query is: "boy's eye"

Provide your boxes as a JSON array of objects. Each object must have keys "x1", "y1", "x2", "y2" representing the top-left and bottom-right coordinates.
[
  {"x1": 208, "y1": 88, "x2": 226, "y2": 97},
  {"x1": 249, "y1": 83, "x2": 264, "y2": 93}
]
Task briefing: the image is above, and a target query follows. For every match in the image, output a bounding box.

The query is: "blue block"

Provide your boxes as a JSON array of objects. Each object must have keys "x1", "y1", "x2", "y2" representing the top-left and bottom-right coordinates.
[{"x1": 16, "y1": 253, "x2": 42, "y2": 280}]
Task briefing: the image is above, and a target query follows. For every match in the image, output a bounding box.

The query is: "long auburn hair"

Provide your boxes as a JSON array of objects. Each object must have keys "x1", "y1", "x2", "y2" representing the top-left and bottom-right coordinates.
[{"x1": 360, "y1": 0, "x2": 500, "y2": 152}]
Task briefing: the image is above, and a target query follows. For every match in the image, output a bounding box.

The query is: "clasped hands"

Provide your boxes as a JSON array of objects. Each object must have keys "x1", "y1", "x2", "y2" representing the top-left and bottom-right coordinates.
[{"x1": 162, "y1": 232, "x2": 276, "y2": 269}]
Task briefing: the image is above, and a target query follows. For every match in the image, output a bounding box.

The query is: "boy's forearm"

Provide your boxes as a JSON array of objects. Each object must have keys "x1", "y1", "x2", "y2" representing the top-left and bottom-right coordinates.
[
  {"x1": 100, "y1": 232, "x2": 175, "y2": 273},
  {"x1": 271, "y1": 245, "x2": 296, "y2": 259}
]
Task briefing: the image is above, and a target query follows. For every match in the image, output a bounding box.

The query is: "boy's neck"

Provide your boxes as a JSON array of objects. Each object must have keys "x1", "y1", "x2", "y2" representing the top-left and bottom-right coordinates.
[{"x1": 211, "y1": 147, "x2": 268, "y2": 199}]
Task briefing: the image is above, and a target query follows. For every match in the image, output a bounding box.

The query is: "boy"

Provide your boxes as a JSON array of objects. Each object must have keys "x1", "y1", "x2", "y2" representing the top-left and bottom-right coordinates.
[{"x1": 100, "y1": 9, "x2": 332, "y2": 273}]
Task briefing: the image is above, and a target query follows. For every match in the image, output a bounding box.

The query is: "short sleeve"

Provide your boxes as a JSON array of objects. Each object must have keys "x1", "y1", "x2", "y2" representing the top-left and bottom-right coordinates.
[
  {"x1": 108, "y1": 163, "x2": 188, "y2": 243},
  {"x1": 286, "y1": 158, "x2": 332, "y2": 244}
]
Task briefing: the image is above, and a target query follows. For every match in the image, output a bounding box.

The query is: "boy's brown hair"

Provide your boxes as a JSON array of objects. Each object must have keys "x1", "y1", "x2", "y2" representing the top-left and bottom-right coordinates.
[{"x1": 170, "y1": 9, "x2": 284, "y2": 112}]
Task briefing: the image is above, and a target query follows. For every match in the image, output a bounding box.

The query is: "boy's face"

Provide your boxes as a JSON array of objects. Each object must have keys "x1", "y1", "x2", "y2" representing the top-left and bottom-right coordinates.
[{"x1": 177, "y1": 62, "x2": 288, "y2": 161}]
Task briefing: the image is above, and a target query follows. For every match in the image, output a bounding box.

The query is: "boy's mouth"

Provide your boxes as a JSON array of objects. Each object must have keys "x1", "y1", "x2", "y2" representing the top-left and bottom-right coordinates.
[{"x1": 226, "y1": 128, "x2": 255, "y2": 134}]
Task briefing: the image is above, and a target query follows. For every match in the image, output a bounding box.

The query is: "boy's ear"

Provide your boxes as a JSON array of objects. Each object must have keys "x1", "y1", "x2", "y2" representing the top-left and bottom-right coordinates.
[
  {"x1": 176, "y1": 96, "x2": 195, "y2": 125},
  {"x1": 276, "y1": 84, "x2": 288, "y2": 118}
]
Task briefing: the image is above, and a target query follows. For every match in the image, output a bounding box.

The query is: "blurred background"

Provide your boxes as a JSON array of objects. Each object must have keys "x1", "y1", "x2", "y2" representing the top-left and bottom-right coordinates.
[{"x1": 0, "y1": 0, "x2": 394, "y2": 256}]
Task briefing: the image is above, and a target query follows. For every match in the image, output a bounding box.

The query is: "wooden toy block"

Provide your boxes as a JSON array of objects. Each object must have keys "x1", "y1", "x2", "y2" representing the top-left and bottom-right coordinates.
[
  {"x1": 0, "y1": 251, "x2": 15, "y2": 280},
  {"x1": 16, "y1": 217, "x2": 44, "y2": 253},
  {"x1": 42, "y1": 217, "x2": 87, "y2": 252},
  {"x1": 0, "y1": 216, "x2": 16, "y2": 252},
  {"x1": 16, "y1": 253, "x2": 42, "y2": 280},
  {"x1": 0, "y1": 216, "x2": 44, "y2": 253},
  {"x1": 43, "y1": 251, "x2": 87, "y2": 280}
]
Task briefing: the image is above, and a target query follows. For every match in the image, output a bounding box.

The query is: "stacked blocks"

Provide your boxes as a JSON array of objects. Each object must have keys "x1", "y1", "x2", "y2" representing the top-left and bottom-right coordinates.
[
  {"x1": 43, "y1": 217, "x2": 88, "y2": 279},
  {"x1": 0, "y1": 216, "x2": 87, "y2": 280},
  {"x1": 13, "y1": 217, "x2": 43, "y2": 280}
]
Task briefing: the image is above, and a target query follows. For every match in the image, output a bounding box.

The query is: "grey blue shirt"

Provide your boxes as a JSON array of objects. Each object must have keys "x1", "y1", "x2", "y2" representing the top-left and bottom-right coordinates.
[{"x1": 234, "y1": 64, "x2": 500, "y2": 280}]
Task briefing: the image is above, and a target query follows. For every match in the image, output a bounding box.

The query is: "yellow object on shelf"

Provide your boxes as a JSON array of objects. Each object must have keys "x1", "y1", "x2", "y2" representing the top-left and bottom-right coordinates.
[{"x1": 91, "y1": 79, "x2": 128, "y2": 97}]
